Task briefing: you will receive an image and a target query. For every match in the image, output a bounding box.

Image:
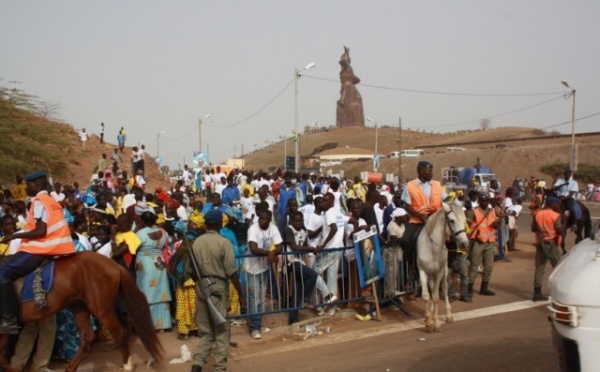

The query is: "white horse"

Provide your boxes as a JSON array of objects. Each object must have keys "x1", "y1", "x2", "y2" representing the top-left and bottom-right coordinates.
[{"x1": 416, "y1": 201, "x2": 470, "y2": 332}]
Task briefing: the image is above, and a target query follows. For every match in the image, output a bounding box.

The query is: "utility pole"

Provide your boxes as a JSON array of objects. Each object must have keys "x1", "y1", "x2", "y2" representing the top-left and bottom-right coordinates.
[{"x1": 398, "y1": 116, "x2": 402, "y2": 186}]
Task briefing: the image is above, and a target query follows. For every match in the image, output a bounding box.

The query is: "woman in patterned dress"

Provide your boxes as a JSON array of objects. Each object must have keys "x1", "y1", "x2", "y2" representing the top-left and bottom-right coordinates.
[{"x1": 135, "y1": 211, "x2": 172, "y2": 330}]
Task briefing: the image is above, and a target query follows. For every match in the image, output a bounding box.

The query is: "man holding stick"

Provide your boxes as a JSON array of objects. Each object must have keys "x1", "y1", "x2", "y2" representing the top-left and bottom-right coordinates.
[{"x1": 187, "y1": 210, "x2": 244, "y2": 372}]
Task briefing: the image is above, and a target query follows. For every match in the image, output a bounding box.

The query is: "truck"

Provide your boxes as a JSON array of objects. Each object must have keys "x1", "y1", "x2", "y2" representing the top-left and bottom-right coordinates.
[
  {"x1": 548, "y1": 235, "x2": 600, "y2": 371},
  {"x1": 441, "y1": 166, "x2": 497, "y2": 193}
]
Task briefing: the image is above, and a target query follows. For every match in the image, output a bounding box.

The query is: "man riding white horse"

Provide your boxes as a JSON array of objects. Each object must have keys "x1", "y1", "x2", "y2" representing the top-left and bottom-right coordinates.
[{"x1": 400, "y1": 161, "x2": 447, "y2": 278}]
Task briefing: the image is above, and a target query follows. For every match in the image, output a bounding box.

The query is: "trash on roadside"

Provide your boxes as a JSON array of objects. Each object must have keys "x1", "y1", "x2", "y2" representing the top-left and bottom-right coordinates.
[
  {"x1": 417, "y1": 338, "x2": 426, "y2": 341},
  {"x1": 169, "y1": 344, "x2": 192, "y2": 364}
]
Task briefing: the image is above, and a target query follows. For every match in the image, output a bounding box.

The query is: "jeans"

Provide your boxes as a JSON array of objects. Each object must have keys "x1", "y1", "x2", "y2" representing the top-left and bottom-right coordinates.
[
  {"x1": 247, "y1": 271, "x2": 268, "y2": 332},
  {"x1": 0, "y1": 251, "x2": 47, "y2": 283},
  {"x1": 287, "y1": 262, "x2": 318, "y2": 324},
  {"x1": 313, "y1": 251, "x2": 342, "y2": 299}
]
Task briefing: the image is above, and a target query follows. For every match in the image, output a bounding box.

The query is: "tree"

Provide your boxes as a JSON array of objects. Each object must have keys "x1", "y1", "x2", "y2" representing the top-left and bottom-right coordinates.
[
  {"x1": 34, "y1": 100, "x2": 62, "y2": 120},
  {"x1": 479, "y1": 118, "x2": 491, "y2": 130}
]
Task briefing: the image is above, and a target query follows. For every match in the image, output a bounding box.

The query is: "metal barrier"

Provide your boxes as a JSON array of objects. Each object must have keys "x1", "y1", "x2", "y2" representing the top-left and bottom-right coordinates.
[{"x1": 228, "y1": 244, "x2": 417, "y2": 322}]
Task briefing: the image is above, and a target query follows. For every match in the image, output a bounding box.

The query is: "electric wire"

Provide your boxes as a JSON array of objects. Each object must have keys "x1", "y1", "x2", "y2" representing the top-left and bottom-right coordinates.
[{"x1": 302, "y1": 75, "x2": 566, "y2": 97}]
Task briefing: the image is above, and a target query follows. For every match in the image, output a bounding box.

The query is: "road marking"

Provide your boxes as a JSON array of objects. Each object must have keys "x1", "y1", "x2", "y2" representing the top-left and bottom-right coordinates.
[{"x1": 235, "y1": 300, "x2": 548, "y2": 359}]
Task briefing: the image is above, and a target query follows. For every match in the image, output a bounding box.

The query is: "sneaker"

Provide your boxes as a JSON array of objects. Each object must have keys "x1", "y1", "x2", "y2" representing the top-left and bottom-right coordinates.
[
  {"x1": 328, "y1": 295, "x2": 339, "y2": 303},
  {"x1": 250, "y1": 330, "x2": 262, "y2": 339}
]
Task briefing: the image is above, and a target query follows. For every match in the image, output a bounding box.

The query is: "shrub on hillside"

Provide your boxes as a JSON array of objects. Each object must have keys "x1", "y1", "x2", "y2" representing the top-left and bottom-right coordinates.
[{"x1": 540, "y1": 163, "x2": 600, "y2": 184}]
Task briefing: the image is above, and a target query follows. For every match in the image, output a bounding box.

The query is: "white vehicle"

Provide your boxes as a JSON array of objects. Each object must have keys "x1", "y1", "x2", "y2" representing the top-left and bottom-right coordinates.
[
  {"x1": 446, "y1": 147, "x2": 466, "y2": 152},
  {"x1": 548, "y1": 235, "x2": 600, "y2": 371},
  {"x1": 391, "y1": 149, "x2": 425, "y2": 158}
]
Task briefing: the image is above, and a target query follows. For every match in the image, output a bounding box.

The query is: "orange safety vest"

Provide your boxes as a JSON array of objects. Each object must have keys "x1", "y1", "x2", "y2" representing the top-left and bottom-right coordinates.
[
  {"x1": 469, "y1": 207, "x2": 496, "y2": 243},
  {"x1": 20, "y1": 193, "x2": 74, "y2": 255},
  {"x1": 535, "y1": 208, "x2": 560, "y2": 243},
  {"x1": 407, "y1": 179, "x2": 443, "y2": 224}
]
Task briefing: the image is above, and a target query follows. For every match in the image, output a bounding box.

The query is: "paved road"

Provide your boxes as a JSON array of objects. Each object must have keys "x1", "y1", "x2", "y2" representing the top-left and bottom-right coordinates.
[{"x1": 233, "y1": 305, "x2": 556, "y2": 372}]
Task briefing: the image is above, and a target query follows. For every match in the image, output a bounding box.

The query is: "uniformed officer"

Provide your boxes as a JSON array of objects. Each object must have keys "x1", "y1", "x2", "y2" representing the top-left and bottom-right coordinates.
[
  {"x1": 0, "y1": 170, "x2": 75, "y2": 334},
  {"x1": 187, "y1": 209, "x2": 244, "y2": 372},
  {"x1": 400, "y1": 161, "x2": 446, "y2": 276},
  {"x1": 531, "y1": 196, "x2": 564, "y2": 301},
  {"x1": 552, "y1": 167, "x2": 579, "y2": 226},
  {"x1": 466, "y1": 193, "x2": 498, "y2": 301}
]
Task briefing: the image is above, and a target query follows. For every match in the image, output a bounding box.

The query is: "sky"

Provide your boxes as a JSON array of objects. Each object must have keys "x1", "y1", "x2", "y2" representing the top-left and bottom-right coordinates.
[{"x1": 1, "y1": 1, "x2": 599, "y2": 169}]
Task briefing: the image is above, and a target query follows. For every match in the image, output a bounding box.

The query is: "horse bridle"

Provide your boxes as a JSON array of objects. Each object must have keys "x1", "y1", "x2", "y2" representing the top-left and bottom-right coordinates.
[{"x1": 445, "y1": 209, "x2": 466, "y2": 238}]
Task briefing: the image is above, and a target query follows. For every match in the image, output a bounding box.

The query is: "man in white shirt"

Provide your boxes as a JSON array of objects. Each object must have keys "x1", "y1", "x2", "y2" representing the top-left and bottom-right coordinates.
[
  {"x1": 244, "y1": 210, "x2": 282, "y2": 340},
  {"x1": 553, "y1": 167, "x2": 579, "y2": 226},
  {"x1": 50, "y1": 182, "x2": 65, "y2": 203},
  {"x1": 181, "y1": 165, "x2": 193, "y2": 188},
  {"x1": 313, "y1": 192, "x2": 347, "y2": 315}
]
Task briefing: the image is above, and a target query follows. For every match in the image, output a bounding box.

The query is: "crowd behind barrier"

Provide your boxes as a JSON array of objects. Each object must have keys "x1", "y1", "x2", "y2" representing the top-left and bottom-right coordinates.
[{"x1": 1, "y1": 161, "x2": 598, "y2": 369}]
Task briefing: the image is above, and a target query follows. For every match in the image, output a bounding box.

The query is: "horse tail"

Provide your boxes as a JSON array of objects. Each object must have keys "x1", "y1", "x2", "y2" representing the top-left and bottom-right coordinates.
[
  {"x1": 583, "y1": 204, "x2": 592, "y2": 239},
  {"x1": 117, "y1": 267, "x2": 165, "y2": 363}
]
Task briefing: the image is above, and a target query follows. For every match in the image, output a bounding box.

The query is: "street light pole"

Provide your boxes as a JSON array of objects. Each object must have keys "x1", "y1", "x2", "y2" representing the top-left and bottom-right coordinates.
[
  {"x1": 294, "y1": 62, "x2": 316, "y2": 173},
  {"x1": 198, "y1": 113, "x2": 212, "y2": 154},
  {"x1": 398, "y1": 117, "x2": 402, "y2": 185},
  {"x1": 561, "y1": 80, "x2": 577, "y2": 170},
  {"x1": 156, "y1": 130, "x2": 166, "y2": 157},
  {"x1": 278, "y1": 132, "x2": 287, "y2": 170},
  {"x1": 367, "y1": 117, "x2": 378, "y2": 171}
]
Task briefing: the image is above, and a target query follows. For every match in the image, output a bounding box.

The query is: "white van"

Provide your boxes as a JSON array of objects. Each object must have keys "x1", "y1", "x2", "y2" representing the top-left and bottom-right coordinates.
[
  {"x1": 446, "y1": 147, "x2": 466, "y2": 152},
  {"x1": 548, "y1": 236, "x2": 600, "y2": 371},
  {"x1": 394, "y1": 149, "x2": 425, "y2": 158}
]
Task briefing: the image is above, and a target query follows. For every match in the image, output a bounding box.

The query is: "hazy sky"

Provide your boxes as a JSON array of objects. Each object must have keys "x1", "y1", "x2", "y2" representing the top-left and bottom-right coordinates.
[{"x1": 2, "y1": 1, "x2": 599, "y2": 168}]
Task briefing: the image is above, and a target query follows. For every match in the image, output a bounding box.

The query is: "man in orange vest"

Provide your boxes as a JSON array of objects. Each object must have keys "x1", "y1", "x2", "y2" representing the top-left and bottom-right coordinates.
[
  {"x1": 400, "y1": 161, "x2": 446, "y2": 279},
  {"x1": 465, "y1": 193, "x2": 498, "y2": 302},
  {"x1": 531, "y1": 196, "x2": 564, "y2": 302},
  {"x1": 0, "y1": 171, "x2": 75, "y2": 334}
]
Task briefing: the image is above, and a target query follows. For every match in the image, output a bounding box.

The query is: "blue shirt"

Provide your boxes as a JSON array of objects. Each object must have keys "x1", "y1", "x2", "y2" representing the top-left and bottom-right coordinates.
[
  {"x1": 277, "y1": 185, "x2": 297, "y2": 218},
  {"x1": 221, "y1": 185, "x2": 240, "y2": 206}
]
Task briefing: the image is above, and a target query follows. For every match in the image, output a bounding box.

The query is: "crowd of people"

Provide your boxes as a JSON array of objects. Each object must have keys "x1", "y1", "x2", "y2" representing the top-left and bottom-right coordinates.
[{"x1": 0, "y1": 156, "x2": 593, "y2": 371}]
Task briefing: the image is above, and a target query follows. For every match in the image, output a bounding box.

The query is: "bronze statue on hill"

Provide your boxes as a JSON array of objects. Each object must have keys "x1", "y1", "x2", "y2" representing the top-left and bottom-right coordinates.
[{"x1": 336, "y1": 46, "x2": 365, "y2": 128}]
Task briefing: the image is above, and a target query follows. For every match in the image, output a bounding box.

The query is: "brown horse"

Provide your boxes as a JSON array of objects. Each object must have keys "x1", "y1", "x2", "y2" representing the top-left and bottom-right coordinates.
[{"x1": 0, "y1": 252, "x2": 164, "y2": 372}]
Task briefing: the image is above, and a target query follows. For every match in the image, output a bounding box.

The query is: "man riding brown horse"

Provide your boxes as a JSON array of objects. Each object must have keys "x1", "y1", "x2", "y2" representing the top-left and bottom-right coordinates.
[{"x1": 0, "y1": 170, "x2": 75, "y2": 334}]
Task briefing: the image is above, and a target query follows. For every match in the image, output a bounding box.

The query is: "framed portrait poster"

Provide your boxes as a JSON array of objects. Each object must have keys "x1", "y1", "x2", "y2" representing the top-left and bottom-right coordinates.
[{"x1": 354, "y1": 226, "x2": 385, "y2": 288}]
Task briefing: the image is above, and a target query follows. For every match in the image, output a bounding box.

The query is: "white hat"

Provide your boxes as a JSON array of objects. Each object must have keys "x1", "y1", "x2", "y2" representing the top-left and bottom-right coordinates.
[{"x1": 391, "y1": 208, "x2": 407, "y2": 218}]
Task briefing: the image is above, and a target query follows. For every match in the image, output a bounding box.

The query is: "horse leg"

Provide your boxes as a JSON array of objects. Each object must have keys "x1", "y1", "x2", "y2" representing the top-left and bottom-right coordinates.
[
  {"x1": 418, "y1": 269, "x2": 434, "y2": 332},
  {"x1": 442, "y1": 265, "x2": 453, "y2": 324},
  {"x1": 431, "y1": 276, "x2": 442, "y2": 332},
  {"x1": 64, "y1": 304, "x2": 96, "y2": 372},
  {"x1": 94, "y1": 308, "x2": 132, "y2": 371},
  {"x1": 0, "y1": 334, "x2": 18, "y2": 372}
]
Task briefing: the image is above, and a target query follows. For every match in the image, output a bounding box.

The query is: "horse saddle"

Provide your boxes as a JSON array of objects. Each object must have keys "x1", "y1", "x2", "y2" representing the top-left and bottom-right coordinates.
[{"x1": 19, "y1": 261, "x2": 54, "y2": 303}]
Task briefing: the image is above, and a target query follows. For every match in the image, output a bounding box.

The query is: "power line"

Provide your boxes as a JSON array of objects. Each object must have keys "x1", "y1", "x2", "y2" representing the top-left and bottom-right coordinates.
[
  {"x1": 163, "y1": 77, "x2": 295, "y2": 141},
  {"x1": 418, "y1": 95, "x2": 565, "y2": 129},
  {"x1": 302, "y1": 75, "x2": 566, "y2": 97},
  {"x1": 204, "y1": 77, "x2": 295, "y2": 129}
]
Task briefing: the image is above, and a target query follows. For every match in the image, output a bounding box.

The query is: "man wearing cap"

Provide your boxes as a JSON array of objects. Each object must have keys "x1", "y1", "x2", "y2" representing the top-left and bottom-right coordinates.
[
  {"x1": 465, "y1": 193, "x2": 498, "y2": 301},
  {"x1": 187, "y1": 209, "x2": 244, "y2": 372},
  {"x1": 531, "y1": 196, "x2": 564, "y2": 301},
  {"x1": 400, "y1": 161, "x2": 446, "y2": 277},
  {"x1": 552, "y1": 167, "x2": 579, "y2": 227},
  {"x1": 0, "y1": 171, "x2": 75, "y2": 334}
]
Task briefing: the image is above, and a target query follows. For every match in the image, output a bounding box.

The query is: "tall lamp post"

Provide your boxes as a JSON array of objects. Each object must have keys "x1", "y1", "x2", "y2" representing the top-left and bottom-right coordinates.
[
  {"x1": 278, "y1": 132, "x2": 287, "y2": 170},
  {"x1": 367, "y1": 117, "x2": 379, "y2": 171},
  {"x1": 398, "y1": 117, "x2": 402, "y2": 185},
  {"x1": 156, "y1": 130, "x2": 166, "y2": 157},
  {"x1": 198, "y1": 113, "x2": 212, "y2": 154},
  {"x1": 294, "y1": 62, "x2": 316, "y2": 173},
  {"x1": 561, "y1": 80, "x2": 576, "y2": 170}
]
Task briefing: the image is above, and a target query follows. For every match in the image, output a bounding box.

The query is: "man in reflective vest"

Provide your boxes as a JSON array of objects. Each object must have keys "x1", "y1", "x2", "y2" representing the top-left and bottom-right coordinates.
[
  {"x1": 400, "y1": 161, "x2": 446, "y2": 279},
  {"x1": 465, "y1": 193, "x2": 498, "y2": 302},
  {"x1": 0, "y1": 171, "x2": 75, "y2": 334},
  {"x1": 531, "y1": 196, "x2": 564, "y2": 302}
]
